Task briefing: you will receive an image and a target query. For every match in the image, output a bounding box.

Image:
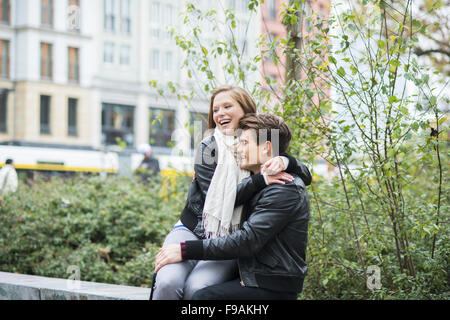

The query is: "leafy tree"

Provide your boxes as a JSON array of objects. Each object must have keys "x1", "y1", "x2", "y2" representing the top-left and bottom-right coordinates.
[
  {"x1": 280, "y1": 0, "x2": 448, "y2": 298},
  {"x1": 151, "y1": 0, "x2": 448, "y2": 299}
]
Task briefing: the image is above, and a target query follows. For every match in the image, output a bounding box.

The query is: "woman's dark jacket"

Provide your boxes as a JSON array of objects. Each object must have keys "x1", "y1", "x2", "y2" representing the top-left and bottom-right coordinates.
[{"x1": 179, "y1": 135, "x2": 312, "y2": 239}]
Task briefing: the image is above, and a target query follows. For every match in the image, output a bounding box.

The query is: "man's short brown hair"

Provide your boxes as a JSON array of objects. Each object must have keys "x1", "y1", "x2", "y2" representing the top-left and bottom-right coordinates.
[{"x1": 238, "y1": 113, "x2": 292, "y2": 155}]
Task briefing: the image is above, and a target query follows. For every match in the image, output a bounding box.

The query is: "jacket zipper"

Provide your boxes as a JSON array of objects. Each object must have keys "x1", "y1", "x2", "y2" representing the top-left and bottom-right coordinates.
[
  {"x1": 237, "y1": 259, "x2": 245, "y2": 287},
  {"x1": 237, "y1": 211, "x2": 248, "y2": 287}
]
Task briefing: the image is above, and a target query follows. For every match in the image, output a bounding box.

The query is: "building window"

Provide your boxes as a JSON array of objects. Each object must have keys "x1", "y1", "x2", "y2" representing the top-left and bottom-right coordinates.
[
  {"x1": 163, "y1": 51, "x2": 172, "y2": 73},
  {"x1": 239, "y1": 0, "x2": 248, "y2": 12},
  {"x1": 237, "y1": 19, "x2": 248, "y2": 55},
  {"x1": 120, "y1": 0, "x2": 131, "y2": 34},
  {"x1": 68, "y1": 47, "x2": 79, "y2": 82},
  {"x1": 150, "y1": 49, "x2": 159, "y2": 70},
  {"x1": 230, "y1": 0, "x2": 248, "y2": 13},
  {"x1": 40, "y1": 42, "x2": 53, "y2": 80},
  {"x1": 104, "y1": 42, "x2": 115, "y2": 64},
  {"x1": 104, "y1": 0, "x2": 116, "y2": 32},
  {"x1": 267, "y1": 0, "x2": 276, "y2": 20},
  {"x1": 150, "y1": 2, "x2": 161, "y2": 39},
  {"x1": 304, "y1": 1, "x2": 312, "y2": 28},
  {"x1": 68, "y1": 98, "x2": 78, "y2": 136},
  {"x1": 0, "y1": 90, "x2": 7, "y2": 133},
  {"x1": 68, "y1": 0, "x2": 81, "y2": 32},
  {"x1": 268, "y1": 32, "x2": 278, "y2": 42},
  {"x1": 0, "y1": 39, "x2": 9, "y2": 78},
  {"x1": 149, "y1": 107, "x2": 175, "y2": 148},
  {"x1": 264, "y1": 73, "x2": 278, "y2": 88},
  {"x1": 120, "y1": 45, "x2": 130, "y2": 66},
  {"x1": 41, "y1": 0, "x2": 54, "y2": 27},
  {"x1": 40, "y1": 95, "x2": 51, "y2": 135},
  {"x1": 163, "y1": 4, "x2": 173, "y2": 40},
  {"x1": 0, "y1": 0, "x2": 10, "y2": 24},
  {"x1": 102, "y1": 103, "x2": 135, "y2": 146},
  {"x1": 189, "y1": 111, "x2": 208, "y2": 149}
]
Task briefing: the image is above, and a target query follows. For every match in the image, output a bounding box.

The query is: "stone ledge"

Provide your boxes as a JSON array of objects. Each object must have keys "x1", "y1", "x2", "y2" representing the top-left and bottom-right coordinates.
[{"x1": 0, "y1": 272, "x2": 151, "y2": 300}]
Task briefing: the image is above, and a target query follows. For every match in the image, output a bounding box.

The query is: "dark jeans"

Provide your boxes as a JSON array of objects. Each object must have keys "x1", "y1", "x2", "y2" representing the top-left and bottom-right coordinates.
[{"x1": 192, "y1": 278, "x2": 298, "y2": 300}]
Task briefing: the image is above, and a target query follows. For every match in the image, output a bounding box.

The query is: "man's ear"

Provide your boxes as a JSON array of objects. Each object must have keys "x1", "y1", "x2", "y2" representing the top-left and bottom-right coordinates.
[{"x1": 264, "y1": 141, "x2": 272, "y2": 157}]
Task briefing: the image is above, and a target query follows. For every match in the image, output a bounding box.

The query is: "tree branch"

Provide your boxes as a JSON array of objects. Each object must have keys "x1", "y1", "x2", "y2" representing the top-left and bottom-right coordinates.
[{"x1": 415, "y1": 47, "x2": 450, "y2": 58}]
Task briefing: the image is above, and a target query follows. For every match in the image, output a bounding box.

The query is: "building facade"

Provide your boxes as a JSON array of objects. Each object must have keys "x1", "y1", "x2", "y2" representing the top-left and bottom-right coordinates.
[
  {"x1": 0, "y1": 0, "x2": 94, "y2": 149},
  {"x1": 260, "y1": 0, "x2": 331, "y2": 88},
  {"x1": 0, "y1": 0, "x2": 261, "y2": 168}
]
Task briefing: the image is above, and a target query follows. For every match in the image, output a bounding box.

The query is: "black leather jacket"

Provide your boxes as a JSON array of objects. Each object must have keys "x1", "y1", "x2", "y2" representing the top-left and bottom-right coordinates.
[
  {"x1": 180, "y1": 135, "x2": 312, "y2": 239},
  {"x1": 184, "y1": 173, "x2": 310, "y2": 294}
]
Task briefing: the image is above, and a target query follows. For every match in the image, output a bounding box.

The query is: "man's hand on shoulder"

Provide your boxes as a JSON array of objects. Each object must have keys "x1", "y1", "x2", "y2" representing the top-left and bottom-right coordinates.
[
  {"x1": 261, "y1": 156, "x2": 287, "y2": 175},
  {"x1": 263, "y1": 171, "x2": 294, "y2": 185}
]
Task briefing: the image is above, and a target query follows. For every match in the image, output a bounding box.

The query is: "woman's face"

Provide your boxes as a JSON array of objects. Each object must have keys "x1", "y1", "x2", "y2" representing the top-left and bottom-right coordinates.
[{"x1": 212, "y1": 91, "x2": 245, "y2": 135}]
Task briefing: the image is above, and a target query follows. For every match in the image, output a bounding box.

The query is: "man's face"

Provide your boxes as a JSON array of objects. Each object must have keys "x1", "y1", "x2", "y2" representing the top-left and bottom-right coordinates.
[{"x1": 237, "y1": 129, "x2": 265, "y2": 172}]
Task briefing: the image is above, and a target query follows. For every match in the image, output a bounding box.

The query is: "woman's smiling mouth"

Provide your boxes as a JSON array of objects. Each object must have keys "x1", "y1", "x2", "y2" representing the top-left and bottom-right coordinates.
[{"x1": 219, "y1": 120, "x2": 231, "y2": 127}]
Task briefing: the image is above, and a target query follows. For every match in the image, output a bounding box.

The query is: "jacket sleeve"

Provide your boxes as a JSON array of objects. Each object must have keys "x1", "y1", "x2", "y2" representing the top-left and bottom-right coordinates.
[
  {"x1": 184, "y1": 183, "x2": 304, "y2": 260},
  {"x1": 193, "y1": 139, "x2": 217, "y2": 200},
  {"x1": 280, "y1": 153, "x2": 312, "y2": 186}
]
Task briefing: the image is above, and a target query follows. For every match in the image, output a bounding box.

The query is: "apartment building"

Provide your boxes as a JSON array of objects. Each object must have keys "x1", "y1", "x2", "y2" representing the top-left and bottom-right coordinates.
[
  {"x1": 92, "y1": 0, "x2": 187, "y2": 156},
  {"x1": 0, "y1": 0, "x2": 94, "y2": 149},
  {"x1": 260, "y1": 0, "x2": 330, "y2": 87},
  {"x1": 0, "y1": 0, "x2": 260, "y2": 164}
]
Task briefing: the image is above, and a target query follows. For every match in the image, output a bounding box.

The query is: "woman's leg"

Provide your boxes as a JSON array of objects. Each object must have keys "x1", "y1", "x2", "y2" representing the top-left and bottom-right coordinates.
[
  {"x1": 183, "y1": 259, "x2": 239, "y2": 300},
  {"x1": 152, "y1": 226, "x2": 199, "y2": 300}
]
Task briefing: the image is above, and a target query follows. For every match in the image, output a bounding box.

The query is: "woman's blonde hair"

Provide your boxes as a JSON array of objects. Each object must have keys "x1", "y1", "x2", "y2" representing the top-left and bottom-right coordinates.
[{"x1": 208, "y1": 86, "x2": 257, "y2": 129}]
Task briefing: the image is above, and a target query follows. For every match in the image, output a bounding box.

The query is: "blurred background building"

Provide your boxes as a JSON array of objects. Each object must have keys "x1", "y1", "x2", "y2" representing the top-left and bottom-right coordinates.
[
  {"x1": 0, "y1": 0, "x2": 93, "y2": 148},
  {"x1": 261, "y1": 0, "x2": 330, "y2": 86},
  {"x1": 0, "y1": 0, "x2": 328, "y2": 175}
]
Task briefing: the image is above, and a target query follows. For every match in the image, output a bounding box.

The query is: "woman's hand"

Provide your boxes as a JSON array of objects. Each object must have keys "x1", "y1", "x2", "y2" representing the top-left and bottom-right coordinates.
[
  {"x1": 261, "y1": 156, "x2": 287, "y2": 175},
  {"x1": 155, "y1": 244, "x2": 183, "y2": 273}
]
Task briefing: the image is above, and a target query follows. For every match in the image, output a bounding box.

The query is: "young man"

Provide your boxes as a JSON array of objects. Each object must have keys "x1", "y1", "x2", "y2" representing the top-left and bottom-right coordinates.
[{"x1": 155, "y1": 114, "x2": 310, "y2": 300}]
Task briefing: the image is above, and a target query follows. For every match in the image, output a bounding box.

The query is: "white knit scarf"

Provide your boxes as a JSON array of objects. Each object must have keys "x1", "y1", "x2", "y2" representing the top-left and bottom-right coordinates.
[{"x1": 202, "y1": 128, "x2": 250, "y2": 239}]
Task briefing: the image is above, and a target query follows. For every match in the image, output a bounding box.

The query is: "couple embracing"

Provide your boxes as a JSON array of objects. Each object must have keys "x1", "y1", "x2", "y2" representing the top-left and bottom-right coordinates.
[{"x1": 151, "y1": 86, "x2": 311, "y2": 300}]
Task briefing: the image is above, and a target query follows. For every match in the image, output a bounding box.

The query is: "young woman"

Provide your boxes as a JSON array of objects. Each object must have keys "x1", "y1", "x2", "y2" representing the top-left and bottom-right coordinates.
[{"x1": 151, "y1": 86, "x2": 311, "y2": 300}]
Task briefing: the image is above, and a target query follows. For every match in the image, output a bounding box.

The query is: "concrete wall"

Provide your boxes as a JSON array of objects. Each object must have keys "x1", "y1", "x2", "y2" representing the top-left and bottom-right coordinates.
[{"x1": 0, "y1": 272, "x2": 151, "y2": 300}]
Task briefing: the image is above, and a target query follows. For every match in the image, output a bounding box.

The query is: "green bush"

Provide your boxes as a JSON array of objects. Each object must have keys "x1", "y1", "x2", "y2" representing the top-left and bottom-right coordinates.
[
  {"x1": 0, "y1": 168, "x2": 448, "y2": 299},
  {"x1": 300, "y1": 170, "x2": 449, "y2": 300},
  {"x1": 0, "y1": 173, "x2": 190, "y2": 287}
]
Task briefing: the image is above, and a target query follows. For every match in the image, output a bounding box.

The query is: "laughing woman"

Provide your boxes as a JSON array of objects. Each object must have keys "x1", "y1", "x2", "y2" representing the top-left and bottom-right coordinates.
[{"x1": 150, "y1": 86, "x2": 312, "y2": 300}]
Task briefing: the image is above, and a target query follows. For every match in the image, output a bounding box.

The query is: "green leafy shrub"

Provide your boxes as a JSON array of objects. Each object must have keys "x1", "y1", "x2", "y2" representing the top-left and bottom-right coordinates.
[
  {"x1": 0, "y1": 165, "x2": 448, "y2": 299},
  {"x1": 0, "y1": 173, "x2": 190, "y2": 287},
  {"x1": 147, "y1": 0, "x2": 449, "y2": 299}
]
